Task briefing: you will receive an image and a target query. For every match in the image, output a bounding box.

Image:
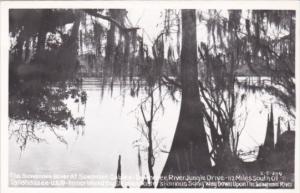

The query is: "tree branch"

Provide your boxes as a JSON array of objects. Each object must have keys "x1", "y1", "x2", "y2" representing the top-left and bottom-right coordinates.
[
  {"x1": 140, "y1": 105, "x2": 148, "y2": 127},
  {"x1": 162, "y1": 75, "x2": 182, "y2": 88},
  {"x1": 84, "y1": 10, "x2": 139, "y2": 32}
]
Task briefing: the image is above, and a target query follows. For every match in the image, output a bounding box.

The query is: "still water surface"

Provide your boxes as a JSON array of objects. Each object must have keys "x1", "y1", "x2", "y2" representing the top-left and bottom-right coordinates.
[{"x1": 9, "y1": 77, "x2": 293, "y2": 187}]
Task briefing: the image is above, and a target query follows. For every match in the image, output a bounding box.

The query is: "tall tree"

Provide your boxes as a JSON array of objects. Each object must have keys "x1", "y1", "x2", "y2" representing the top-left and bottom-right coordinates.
[{"x1": 158, "y1": 10, "x2": 211, "y2": 188}]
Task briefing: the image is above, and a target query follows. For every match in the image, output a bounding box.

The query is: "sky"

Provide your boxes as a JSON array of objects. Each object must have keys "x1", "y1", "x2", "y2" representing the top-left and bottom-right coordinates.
[
  {"x1": 126, "y1": 9, "x2": 208, "y2": 59},
  {"x1": 127, "y1": 9, "x2": 164, "y2": 44}
]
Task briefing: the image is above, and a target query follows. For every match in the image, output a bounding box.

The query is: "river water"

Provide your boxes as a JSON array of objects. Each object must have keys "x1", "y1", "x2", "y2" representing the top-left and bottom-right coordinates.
[{"x1": 8, "y1": 77, "x2": 294, "y2": 187}]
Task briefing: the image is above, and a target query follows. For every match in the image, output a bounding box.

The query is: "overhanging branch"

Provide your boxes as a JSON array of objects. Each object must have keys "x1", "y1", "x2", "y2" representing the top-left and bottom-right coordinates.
[{"x1": 84, "y1": 10, "x2": 139, "y2": 32}]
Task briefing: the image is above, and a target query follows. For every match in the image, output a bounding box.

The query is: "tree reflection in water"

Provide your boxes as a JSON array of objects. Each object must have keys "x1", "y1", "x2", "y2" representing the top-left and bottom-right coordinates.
[{"x1": 9, "y1": 78, "x2": 86, "y2": 150}]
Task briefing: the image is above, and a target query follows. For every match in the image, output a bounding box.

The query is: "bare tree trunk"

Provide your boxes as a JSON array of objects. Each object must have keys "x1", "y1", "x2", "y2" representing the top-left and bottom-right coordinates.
[
  {"x1": 158, "y1": 10, "x2": 211, "y2": 188},
  {"x1": 140, "y1": 90, "x2": 155, "y2": 187},
  {"x1": 148, "y1": 129, "x2": 154, "y2": 187},
  {"x1": 147, "y1": 92, "x2": 155, "y2": 187},
  {"x1": 15, "y1": 29, "x2": 25, "y2": 63},
  {"x1": 115, "y1": 155, "x2": 123, "y2": 188},
  {"x1": 36, "y1": 11, "x2": 49, "y2": 55},
  {"x1": 79, "y1": 30, "x2": 83, "y2": 55},
  {"x1": 24, "y1": 38, "x2": 31, "y2": 62}
]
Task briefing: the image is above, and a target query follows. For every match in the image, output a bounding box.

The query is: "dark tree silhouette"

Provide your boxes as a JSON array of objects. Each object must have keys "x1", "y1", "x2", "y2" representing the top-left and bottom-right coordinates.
[
  {"x1": 158, "y1": 10, "x2": 211, "y2": 188},
  {"x1": 140, "y1": 91, "x2": 155, "y2": 188},
  {"x1": 8, "y1": 8, "x2": 296, "y2": 188},
  {"x1": 115, "y1": 155, "x2": 123, "y2": 188}
]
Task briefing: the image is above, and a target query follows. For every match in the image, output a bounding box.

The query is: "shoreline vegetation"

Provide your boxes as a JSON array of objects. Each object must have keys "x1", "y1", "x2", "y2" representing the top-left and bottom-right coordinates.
[{"x1": 9, "y1": 9, "x2": 295, "y2": 188}]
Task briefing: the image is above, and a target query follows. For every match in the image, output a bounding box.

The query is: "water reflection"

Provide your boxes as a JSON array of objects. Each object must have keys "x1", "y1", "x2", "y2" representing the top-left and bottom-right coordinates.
[
  {"x1": 9, "y1": 74, "x2": 86, "y2": 150},
  {"x1": 9, "y1": 77, "x2": 294, "y2": 187},
  {"x1": 9, "y1": 78, "x2": 180, "y2": 187}
]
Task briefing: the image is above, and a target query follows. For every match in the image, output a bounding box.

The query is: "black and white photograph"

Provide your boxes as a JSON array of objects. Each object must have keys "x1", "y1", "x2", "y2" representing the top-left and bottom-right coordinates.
[{"x1": 0, "y1": 0, "x2": 299, "y2": 191}]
